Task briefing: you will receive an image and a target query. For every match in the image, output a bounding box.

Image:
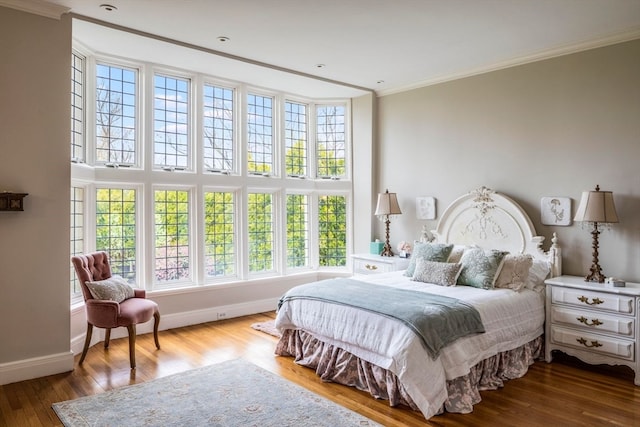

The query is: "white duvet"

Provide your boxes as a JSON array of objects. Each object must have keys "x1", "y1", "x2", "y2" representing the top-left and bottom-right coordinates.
[{"x1": 275, "y1": 271, "x2": 545, "y2": 419}]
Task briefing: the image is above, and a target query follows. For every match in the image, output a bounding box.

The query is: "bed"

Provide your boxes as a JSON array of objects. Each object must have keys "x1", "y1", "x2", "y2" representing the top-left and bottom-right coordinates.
[{"x1": 275, "y1": 186, "x2": 562, "y2": 419}]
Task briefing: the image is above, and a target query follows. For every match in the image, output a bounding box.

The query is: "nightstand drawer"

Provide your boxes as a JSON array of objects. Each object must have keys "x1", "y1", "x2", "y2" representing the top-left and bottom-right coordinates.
[
  {"x1": 551, "y1": 287, "x2": 634, "y2": 315},
  {"x1": 550, "y1": 306, "x2": 634, "y2": 337},
  {"x1": 351, "y1": 254, "x2": 410, "y2": 275},
  {"x1": 551, "y1": 326, "x2": 634, "y2": 360},
  {"x1": 353, "y1": 258, "x2": 394, "y2": 275}
]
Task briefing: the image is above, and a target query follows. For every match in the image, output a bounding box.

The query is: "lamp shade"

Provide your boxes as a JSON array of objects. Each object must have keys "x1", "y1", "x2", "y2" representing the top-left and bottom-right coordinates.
[
  {"x1": 375, "y1": 190, "x2": 402, "y2": 216},
  {"x1": 574, "y1": 187, "x2": 618, "y2": 223}
]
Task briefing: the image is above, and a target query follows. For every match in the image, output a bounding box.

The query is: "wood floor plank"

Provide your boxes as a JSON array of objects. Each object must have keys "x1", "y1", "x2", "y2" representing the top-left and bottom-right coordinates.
[{"x1": 1, "y1": 312, "x2": 639, "y2": 427}]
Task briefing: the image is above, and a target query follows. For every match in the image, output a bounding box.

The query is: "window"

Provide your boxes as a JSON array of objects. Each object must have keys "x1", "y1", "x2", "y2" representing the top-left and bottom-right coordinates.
[
  {"x1": 70, "y1": 186, "x2": 84, "y2": 298},
  {"x1": 203, "y1": 84, "x2": 234, "y2": 172},
  {"x1": 71, "y1": 52, "x2": 85, "y2": 163},
  {"x1": 154, "y1": 189, "x2": 190, "y2": 283},
  {"x1": 95, "y1": 188, "x2": 137, "y2": 282},
  {"x1": 204, "y1": 191, "x2": 236, "y2": 277},
  {"x1": 247, "y1": 93, "x2": 273, "y2": 174},
  {"x1": 72, "y1": 51, "x2": 352, "y2": 297},
  {"x1": 316, "y1": 105, "x2": 346, "y2": 178},
  {"x1": 318, "y1": 194, "x2": 347, "y2": 266},
  {"x1": 95, "y1": 63, "x2": 137, "y2": 165},
  {"x1": 286, "y1": 193, "x2": 309, "y2": 268},
  {"x1": 154, "y1": 74, "x2": 190, "y2": 169},
  {"x1": 247, "y1": 192, "x2": 274, "y2": 272},
  {"x1": 285, "y1": 101, "x2": 307, "y2": 177}
]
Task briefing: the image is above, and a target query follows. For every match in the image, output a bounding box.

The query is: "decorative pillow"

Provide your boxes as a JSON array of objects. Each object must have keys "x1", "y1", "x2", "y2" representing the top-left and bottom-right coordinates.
[
  {"x1": 411, "y1": 259, "x2": 462, "y2": 287},
  {"x1": 526, "y1": 259, "x2": 551, "y2": 292},
  {"x1": 447, "y1": 245, "x2": 466, "y2": 263},
  {"x1": 404, "y1": 242, "x2": 454, "y2": 277},
  {"x1": 85, "y1": 275, "x2": 135, "y2": 303},
  {"x1": 495, "y1": 254, "x2": 533, "y2": 291},
  {"x1": 457, "y1": 248, "x2": 509, "y2": 289}
]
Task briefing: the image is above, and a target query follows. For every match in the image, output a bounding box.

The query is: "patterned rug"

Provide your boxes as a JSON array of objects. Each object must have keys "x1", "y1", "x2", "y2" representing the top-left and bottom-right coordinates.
[
  {"x1": 250, "y1": 319, "x2": 282, "y2": 337},
  {"x1": 53, "y1": 359, "x2": 380, "y2": 426}
]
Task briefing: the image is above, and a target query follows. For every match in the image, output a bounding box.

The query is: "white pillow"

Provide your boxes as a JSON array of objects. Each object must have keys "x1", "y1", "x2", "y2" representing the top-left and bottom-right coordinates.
[
  {"x1": 495, "y1": 254, "x2": 533, "y2": 291},
  {"x1": 526, "y1": 259, "x2": 551, "y2": 292},
  {"x1": 85, "y1": 275, "x2": 135, "y2": 303}
]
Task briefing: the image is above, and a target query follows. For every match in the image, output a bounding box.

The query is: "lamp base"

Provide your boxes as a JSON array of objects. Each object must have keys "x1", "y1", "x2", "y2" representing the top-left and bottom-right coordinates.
[
  {"x1": 585, "y1": 265, "x2": 606, "y2": 283},
  {"x1": 380, "y1": 244, "x2": 394, "y2": 257}
]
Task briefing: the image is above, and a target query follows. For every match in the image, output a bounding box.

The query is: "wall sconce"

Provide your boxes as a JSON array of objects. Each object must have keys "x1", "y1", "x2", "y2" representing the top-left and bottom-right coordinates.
[
  {"x1": 374, "y1": 189, "x2": 402, "y2": 257},
  {"x1": 573, "y1": 185, "x2": 619, "y2": 283}
]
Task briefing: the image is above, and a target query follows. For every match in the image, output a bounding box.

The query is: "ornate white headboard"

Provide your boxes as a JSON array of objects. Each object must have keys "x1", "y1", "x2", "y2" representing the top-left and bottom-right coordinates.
[{"x1": 432, "y1": 186, "x2": 561, "y2": 277}]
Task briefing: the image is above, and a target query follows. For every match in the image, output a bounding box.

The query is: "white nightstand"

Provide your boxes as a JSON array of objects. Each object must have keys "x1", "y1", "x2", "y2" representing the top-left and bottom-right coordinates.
[
  {"x1": 544, "y1": 275, "x2": 640, "y2": 385},
  {"x1": 351, "y1": 253, "x2": 410, "y2": 275}
]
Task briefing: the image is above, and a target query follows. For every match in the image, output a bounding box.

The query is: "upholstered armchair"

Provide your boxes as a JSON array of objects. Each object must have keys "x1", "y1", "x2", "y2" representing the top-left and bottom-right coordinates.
[{"x1": 71, "y1": 251, "x2": 160, "y2": 369}]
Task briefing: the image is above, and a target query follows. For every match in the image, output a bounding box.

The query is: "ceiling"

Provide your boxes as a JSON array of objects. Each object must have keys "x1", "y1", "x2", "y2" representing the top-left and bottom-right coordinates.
[{"x1": 6, "y1": 0, "x2": 640, "y2": 98}]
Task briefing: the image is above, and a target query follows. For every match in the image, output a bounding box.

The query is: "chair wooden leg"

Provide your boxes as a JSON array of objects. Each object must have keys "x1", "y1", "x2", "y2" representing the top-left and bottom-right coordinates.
[
  {"x1": 127, "y1": 324, "x2": 136, "y2": 369},
  {"x1": 104, "y1": 328, "x2": 111, "y2": 348},
  {"x1": 153, "y1": 311, "x2": 161, "y2": 349},
  {"x1": 78, "y1": 323, "x2": 93, "y2": 365}
]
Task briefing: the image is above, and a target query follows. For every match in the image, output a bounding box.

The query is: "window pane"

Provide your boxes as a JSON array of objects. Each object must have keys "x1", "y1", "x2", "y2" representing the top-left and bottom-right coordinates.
[
  {"x1": 316, "y1": 105, "x2": 346, "y2": 177},
  {"x1": 203, "y1": 84, "x2": 234, "y2": 171},
  {"x1": 95, "y1": 188, "x2": 137, "y2": 282},
  {"x1": 247, "y1": 192, "x2": 273, "y2": 272},
  {"x1": 70, "y1": 186, "x2": 84, "y2": 296},
  {"x1": 96, "y1": 63, "x2": 137, "y2": 164},
  {"x1": 247, "y1": 94, "x2": 273, "y2": 174},
  {"x1": 204, "y1": 191, "x2": 235, "y2": 277},
  {"x1": 154, "y1": 74, "x2": 190, "y2": 168},
  {"x1": 318, "y1": 195, "x2": 347, "y2": 266},
  {"x1": 286, "y1": 194, "x2": 309, "y2": 268},
  {"x1": 71, "y1": 52, "x2": 84, "y2": 162},
  {"x1": 285, "y1": 101, "x2": 307, "y2": 176},
  {"x1": 154, "y1": 190, "x2": 190, "y2": 282}
]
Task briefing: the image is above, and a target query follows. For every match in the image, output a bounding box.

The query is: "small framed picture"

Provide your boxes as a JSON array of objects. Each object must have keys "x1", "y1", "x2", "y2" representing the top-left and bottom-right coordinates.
[
  {"x1": 416, "y1": 196, "x2": 436, "y2": 220},
  {"x1": 541, "y1": 197, "x2": 571, "y2": 226}
]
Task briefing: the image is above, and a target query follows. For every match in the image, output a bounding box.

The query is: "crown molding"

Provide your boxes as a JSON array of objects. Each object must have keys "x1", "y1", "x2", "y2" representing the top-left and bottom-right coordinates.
[
  {"x1": 377, "y1": 27, "x2": 640, "y2": 97},
  {"x1": 0, "y1": 0, "x2": 70, "y2": 20}
]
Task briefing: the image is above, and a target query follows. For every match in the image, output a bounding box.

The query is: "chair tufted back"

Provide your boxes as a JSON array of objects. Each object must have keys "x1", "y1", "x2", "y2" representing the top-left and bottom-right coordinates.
[{"x1": 71, "y1": 251, "x2": 112, "y2": 301}]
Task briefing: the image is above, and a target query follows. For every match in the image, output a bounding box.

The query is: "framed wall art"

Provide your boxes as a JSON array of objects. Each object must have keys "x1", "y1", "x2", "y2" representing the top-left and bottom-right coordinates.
[
  {"x1": 416, "y1": 196, "x2": 436, "y2": 220},
  {"x1": 540, "y1": 196, "x2": 571, "y2": 226}
]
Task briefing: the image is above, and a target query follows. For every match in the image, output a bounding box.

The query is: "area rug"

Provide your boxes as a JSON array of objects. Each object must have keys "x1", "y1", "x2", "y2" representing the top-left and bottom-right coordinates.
[
  {"x1": 53, "y1": 358, "x2": 380, "y2": 426},
  {"x1": 250, "y1": 319, "x2": 282, "y2": 338}
]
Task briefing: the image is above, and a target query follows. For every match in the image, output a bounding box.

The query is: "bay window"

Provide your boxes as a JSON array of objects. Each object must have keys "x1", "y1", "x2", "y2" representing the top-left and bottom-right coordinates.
[{"x1": 70, "y1": 51, "x2": 351, "y2": 299}]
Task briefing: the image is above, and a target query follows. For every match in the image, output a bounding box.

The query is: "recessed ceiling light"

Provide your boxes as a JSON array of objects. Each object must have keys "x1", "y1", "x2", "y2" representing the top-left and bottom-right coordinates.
[
  {"x1": 315, "y1": 64, "x2": 325, "y2": 68},
  {"x1": 217, "y1": 36, "x2": 230, "y2": 42},
  {"x1": 99, "y1": 4, "x2": 117, "y2": 12}
]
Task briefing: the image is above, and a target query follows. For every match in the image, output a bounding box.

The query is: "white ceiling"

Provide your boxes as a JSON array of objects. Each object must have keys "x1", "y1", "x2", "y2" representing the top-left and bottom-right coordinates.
[{"x1": 6, "y1": 0, "x2": 640, "y2": 98}]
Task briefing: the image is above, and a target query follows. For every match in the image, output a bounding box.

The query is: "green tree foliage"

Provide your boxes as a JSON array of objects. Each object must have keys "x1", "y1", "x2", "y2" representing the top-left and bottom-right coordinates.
[
  {"x1": 154, "y1": 190, "x2": 190, "y2": 281},
  {"x1": 286, "y1": 194, "x2": 308, "y2": 268},
  {"x1": 248, "y1": 193, "x2": 273, "y2": 272},
  {"x1": 204, "y1": 192, "x2": 235, "y2": 277},
  {"x1": 95, "y1": 188, "x2": 137, "y2": 281},
  {"x1": 318, "y1": 195, "x2": 347, "y2": 267}
]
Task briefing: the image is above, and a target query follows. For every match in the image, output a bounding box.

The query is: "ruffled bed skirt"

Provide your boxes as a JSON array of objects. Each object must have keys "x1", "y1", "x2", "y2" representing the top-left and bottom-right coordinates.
[{"x1": 275, "y1": 330, "x2": 543, "y2": 417}]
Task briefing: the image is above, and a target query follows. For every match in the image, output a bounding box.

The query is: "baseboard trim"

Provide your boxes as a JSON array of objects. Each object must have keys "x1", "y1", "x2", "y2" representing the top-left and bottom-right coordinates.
[
  {"x1": 0, "y1": 351, "x2": 74, "y2": 386},
  {"x1": 70, "y1": 298, "x2": 279, "y2": 355}
]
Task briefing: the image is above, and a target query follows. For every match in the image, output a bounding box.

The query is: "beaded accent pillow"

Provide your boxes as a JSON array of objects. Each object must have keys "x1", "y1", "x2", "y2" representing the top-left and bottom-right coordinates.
[
  {"x1": 411, "y1": 258, "x2": 462, "y2": 287},
  {"x1": 85, "y1": 275, "x2": 135, "y2": 303}
]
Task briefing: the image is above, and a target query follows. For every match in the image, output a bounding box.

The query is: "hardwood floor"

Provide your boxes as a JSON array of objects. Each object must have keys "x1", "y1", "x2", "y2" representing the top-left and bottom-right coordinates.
[{"x1": 1, "y1": 312, "x2": 639, "y2": 426}]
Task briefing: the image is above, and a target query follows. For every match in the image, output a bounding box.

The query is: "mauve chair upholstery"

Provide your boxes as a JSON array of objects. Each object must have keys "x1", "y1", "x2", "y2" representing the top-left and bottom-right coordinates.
[{"x1": 71, "y1": 251, "x2": 160, "y2": 369}]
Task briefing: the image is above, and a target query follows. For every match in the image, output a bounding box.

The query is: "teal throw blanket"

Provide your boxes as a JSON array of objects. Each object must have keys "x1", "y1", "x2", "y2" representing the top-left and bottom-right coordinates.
[{"x1": 278, "y1": 278, "x2": 485, "y2": 359}]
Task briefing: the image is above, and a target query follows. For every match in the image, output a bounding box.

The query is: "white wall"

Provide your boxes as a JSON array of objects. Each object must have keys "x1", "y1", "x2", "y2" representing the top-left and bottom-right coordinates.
[
  {"x1": 375, "y1": 39, "x2": 640, "y2": 282},
  {"x1": 0, "y1": 7, "x2": 73, "y2": 380}
]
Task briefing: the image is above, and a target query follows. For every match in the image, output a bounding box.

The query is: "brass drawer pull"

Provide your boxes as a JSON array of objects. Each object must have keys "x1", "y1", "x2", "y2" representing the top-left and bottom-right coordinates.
[
  {"x1": 365, "y1": 264, "x2": 378, "y2": 271},
  {"x1": 576, "y1": 316, "x2": 603, "y2": 326},
  {"x1": 577, "y1": 296, "x2": 604, "y2": 306},
  {"x1": 577, "y1": 337, "x2": 603, "y2": 348}
]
